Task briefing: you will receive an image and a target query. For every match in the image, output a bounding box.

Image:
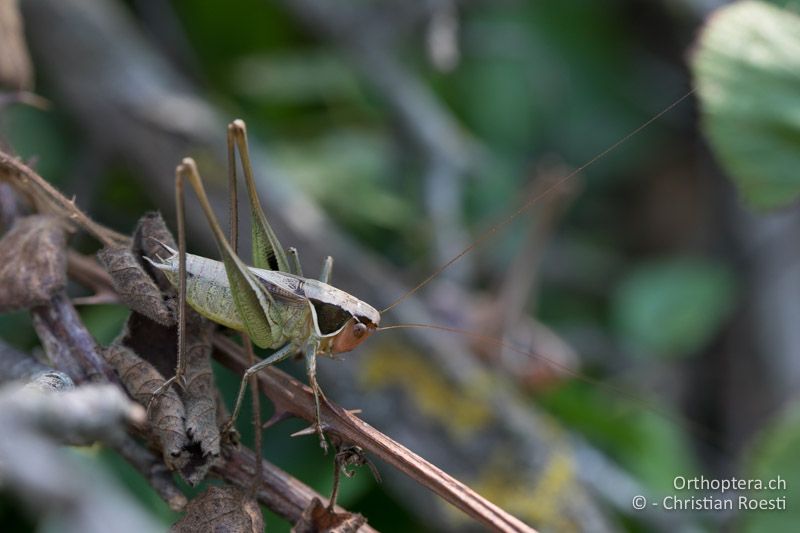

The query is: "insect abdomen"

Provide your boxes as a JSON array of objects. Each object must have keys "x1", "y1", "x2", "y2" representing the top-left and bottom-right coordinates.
[
  {"x1": 185, "y1": 273, "x2": 245, "y2": 332},
  {"x1": 149, "y1": 253, "x2": 246, "y2": 331}
]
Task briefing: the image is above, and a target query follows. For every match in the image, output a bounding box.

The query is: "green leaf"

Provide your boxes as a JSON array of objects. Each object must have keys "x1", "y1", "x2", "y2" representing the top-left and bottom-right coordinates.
[
  {"x1": 80, "y1": 305, "x2": 130, "y2": 346},
  {"x1": 538, "y1": 381, "x2": 696, "y2": 490},
  {"x1": 612, "y1": 257, "x2": 737, "y2": 358},
  {"x1": 691, "y1": 1, "x2": 800, "y2": 210},
  {"x1": 740, "y1": 400, "x2": 800, "y2": 531}
]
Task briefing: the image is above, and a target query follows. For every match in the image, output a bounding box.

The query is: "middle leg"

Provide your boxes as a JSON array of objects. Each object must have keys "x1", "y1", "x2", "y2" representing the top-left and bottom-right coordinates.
[
  {"x1": 223, "y1": 342, "x2": 297, "y2": 434},
  {"x1": 304, "y1": 341, "x2": 328, "y2": 453}
]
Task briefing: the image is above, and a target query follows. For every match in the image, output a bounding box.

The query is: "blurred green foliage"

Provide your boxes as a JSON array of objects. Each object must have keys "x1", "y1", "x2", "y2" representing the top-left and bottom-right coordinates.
[
  {"x1": 741, "y1": 399, "x2": 800, "y2": 532},
  {"x1": 693, "y1": 0, "x2": 800, "y2": 210},
  {"x1": 612, "y1": 257, "x2": 736, "y2": 358}
]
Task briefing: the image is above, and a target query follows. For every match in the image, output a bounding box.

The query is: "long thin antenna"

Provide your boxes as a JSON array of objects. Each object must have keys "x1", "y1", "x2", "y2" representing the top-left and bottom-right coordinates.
[
  {"x1": 381, "y1": 89, "x2": 695, "y2": 314},
  {"x1": 377, "y1": 321, "x2": 723, "y2": 451}
]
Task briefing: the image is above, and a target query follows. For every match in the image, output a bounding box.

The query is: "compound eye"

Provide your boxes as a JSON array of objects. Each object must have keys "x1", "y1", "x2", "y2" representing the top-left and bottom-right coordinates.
[{"x1": 352, "y1": 322, "x2": 367, "y2": 339}]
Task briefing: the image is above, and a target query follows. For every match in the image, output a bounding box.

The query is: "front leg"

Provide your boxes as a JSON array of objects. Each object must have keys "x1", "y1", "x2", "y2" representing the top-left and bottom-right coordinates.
[
  {"x1": 222, "y1": 341, "x2": 296, "y2": 435},
  {"x1": 303, "y1": 341, "x2": 328, "y2": 453}
]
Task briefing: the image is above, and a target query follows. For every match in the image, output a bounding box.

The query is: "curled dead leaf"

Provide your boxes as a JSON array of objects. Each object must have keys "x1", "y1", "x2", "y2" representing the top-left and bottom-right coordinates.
[
  {"x1": 0, "y1": 214, "x2": 67, "y2": 312},
  {"x1": 170, "y1": 485, "x2": 263, "y2": 533},
  {"x1": 107, "y1": 214, "x2": 223, "y2": 475},
  {"x1": 119, "y1": 311, "x2": 222, "y2": 483},
  {"x1": 293, "y1": 497, "x2": 366, "y2": 533},
  {"x1": 183, "y1": 313, "x2": 220, "y2": 458},
  {"x1": 97, "y1": 245, "x2": 176, "y2": 326},
  {"x1": 132, "y1": 212, "x2": 178, "y2": 292},
  {"x1": 103, "y1": 343, "x2": 188, "y2": 471}
]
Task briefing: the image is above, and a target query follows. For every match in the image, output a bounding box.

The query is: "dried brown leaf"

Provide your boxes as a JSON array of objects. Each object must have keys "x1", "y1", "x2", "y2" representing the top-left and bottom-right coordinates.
[
  {"x1": 97, "y1": 245, "x2": 176, "y2": 326},
  {"x1": 112, "y1": 215, "x2": 223, "y2": 465},
  {"x1": 121, "y1": 312, "x2": 222, "y2": 446},
  {"x1": 292, "y1": 497, "x2": 366, "y2": 533},
  {"x1": 132, "y1": 212, "x2": 177, "y2": 292},
  {"x1": 120, "y1": 311, "x2": 177, "y2": 378},
  {"x1": 103, "y1": 343, "x2": 188, "y2": 471},
  {"x1": 170, "y1": 485, "x2": 263, "y2": 533},
  {"x1": 118, "y1": 312, "x2": 222, "y2": 484},
  {"x1": 183, "y1": 313, "x2": 220, "y2": 458},
  {"x1": 98, "y1": 214, "x2": 180, "y2": 325},
  {"x1": 0, "y1": 214, "x2": 67, "y2": 312}
]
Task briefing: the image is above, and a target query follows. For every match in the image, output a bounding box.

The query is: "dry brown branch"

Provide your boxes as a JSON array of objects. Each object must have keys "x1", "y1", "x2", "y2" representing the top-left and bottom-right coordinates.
[
  {"x1": 67, "y1": 250, "x2": 121, "y2": 305},
  {"x1": 114, "y1": 436, "x2": 188, "y2": 512},
  {"x1": 0, "y1": 150, "x2": 128, "y2": 247},
  {"x1": 0, "y1": 211, "x2": 106, "y2": 383},
  {"x1": 0, "y1": 382, "x2": 162, "y2": 533},
  {"x1": 31, "y1": 291, "x2": 121, "y2": 385},
  {"x1": 213, "y1": 445, "x2": 377, "y2": 532},
  {"x1": 213, "y1": 335, "x2": 537, "y2": 533}
]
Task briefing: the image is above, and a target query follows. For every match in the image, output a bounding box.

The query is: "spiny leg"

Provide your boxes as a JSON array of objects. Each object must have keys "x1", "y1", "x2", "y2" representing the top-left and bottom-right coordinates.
[
  {"x1": 228, "y1": 119, "x2": 290, "y2": 272},
  {"x1": 304, "y1": 341, "x2": 328, "y2": 453},
  {"x1": 222, "y1": 342, "x2": 296, "y2": 435},
  {"x1": 148, "y1": 164, "x2": 190, "y2": 410},
  {"x1": 227, "y1": 124, "x2": 262, "y2": 491},
  {"x1": 242, "y1": 336, "x2": 264, "y2": 492},
  {"x1": 227, "y1": 121, "x2": 239, "y2": 250}
]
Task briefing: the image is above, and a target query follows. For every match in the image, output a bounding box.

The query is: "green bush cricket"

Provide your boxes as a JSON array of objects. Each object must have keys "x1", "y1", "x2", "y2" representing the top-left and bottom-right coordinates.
[{"x1": 147, "y1": 120, "x2": 379, "y2": 451}]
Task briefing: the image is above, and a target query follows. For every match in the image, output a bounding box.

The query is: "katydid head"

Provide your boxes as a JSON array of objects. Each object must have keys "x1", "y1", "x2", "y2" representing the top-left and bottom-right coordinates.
[
  {"x1": 305, "y1": 285, "x2": 380, "y2": 353},
  {"x1": 330, "y1": 316, "x2": 378, "y2": 353}
]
